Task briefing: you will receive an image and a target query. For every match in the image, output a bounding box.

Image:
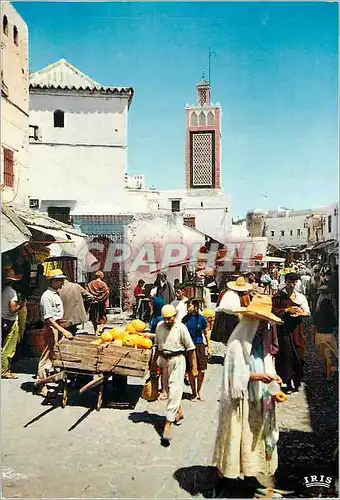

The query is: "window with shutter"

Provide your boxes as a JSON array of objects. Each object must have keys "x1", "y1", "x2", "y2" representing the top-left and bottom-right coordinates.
[
  {"x1": 54, "y1": 110, "x2": 65, "y2": 128},
  {"x1": 3, "y1": 148, "x2": 14, "y2": 187},
  {"x1": 171, "y1": 200, "x2": 180, "y2": 213},
  {"x1": 3, "y1": 15, "x2": 8, "y2": 36},
  {"x1": 13, "y1": 25, "x2": 18, "y2": 45}
]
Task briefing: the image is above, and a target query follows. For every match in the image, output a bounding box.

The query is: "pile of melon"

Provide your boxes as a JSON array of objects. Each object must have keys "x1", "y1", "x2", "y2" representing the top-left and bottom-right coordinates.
[{"x1": 99, "y1": 320, "x2": 153, "y2": 349}]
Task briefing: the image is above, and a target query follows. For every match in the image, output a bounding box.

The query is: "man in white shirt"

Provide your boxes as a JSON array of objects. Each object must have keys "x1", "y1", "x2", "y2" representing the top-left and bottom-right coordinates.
[
  {"x1": 171, "y1": 287, "x2": 188, "y2": 324},
  {"x1": 300, "y1": 270, "x2": 311, "y2": 296},
  {"x1": 150, "y1": 304, "x2": 195, "y2": 444},
  {"x1": 1, "y1": 268, "x2": 23, "y2": 379},
  {"x1": 36, "y1": 269, "x2": 73, "y2": 397}
]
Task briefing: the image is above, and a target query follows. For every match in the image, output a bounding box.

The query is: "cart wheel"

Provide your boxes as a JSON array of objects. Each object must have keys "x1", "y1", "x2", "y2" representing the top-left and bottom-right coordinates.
[
  {"x1": 61, "y1": 379, "x2": 68, "y2": 408},
  {"x1": 96, "y1": 381, "x2": 104, "y2": 411}
]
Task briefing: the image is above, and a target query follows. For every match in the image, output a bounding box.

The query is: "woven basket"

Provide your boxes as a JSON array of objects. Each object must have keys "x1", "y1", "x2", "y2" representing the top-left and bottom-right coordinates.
[{"x1": 141, "y1": 375, "x2": 159, "y2": 402}]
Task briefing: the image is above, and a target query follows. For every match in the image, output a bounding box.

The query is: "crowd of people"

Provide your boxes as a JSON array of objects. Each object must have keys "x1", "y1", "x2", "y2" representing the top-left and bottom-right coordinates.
[
  {"x1": 142, "y1": 261, "x2": 338, "y2": 496},
  {"x1": 1, "y1": 259, "x2": 338, "y2": 495}
]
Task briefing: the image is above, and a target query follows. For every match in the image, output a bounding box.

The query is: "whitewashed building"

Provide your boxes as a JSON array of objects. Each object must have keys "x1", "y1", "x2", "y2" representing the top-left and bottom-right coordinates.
[
  {"x1": 1, "y1": 2, "x2": 29, "y2": 206},
  {"x1": 125, "y1": 173, "x2": 145, "y2": 190},
  {"x1": 321, "y1": 202, "x2": 339, "y2": 242},
  {"x1": 263, "y1": 212, "x2": 310, "y2": 248},
  {"x1": 247, "y1": 205, "x2": 339, "y2": 250},
  {"x1": 28, "y1": 58, "x2": 134, "y2": 217},
  {"x1": 157, "y1": 189, "x2": 232, "y2": 242}
]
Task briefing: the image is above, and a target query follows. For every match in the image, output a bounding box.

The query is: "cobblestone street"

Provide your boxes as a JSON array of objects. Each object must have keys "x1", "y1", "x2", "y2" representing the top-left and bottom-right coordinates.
[{"x1": 1, "y1": 333, "x2": 338, "y2": 499}]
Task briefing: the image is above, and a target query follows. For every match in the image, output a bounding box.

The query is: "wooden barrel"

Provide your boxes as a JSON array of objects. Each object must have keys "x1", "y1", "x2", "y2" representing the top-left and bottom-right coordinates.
[
  {"x1": 25, "y1": 329, "x2": 45, "y2": 356},
  {"x1": 26, "y1": 301, "x2": 41, "y2": 324}
]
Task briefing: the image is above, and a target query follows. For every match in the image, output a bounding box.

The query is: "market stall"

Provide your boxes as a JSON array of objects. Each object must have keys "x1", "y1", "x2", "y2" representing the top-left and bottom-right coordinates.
[
  {"x1": 1, "y1": 204, "x2": 89, "y2": 357},
  {"x1": 34, "y1": 322, "x2": 153, "y2": 409}
]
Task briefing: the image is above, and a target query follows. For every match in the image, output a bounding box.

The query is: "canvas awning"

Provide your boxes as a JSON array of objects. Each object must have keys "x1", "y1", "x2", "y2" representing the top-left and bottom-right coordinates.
[
  {"x1": 262, "y1": 256, "x2": 286, "y2": 263},
  {"x1": 14, "y1": 206, "x2": 86, "y2": 238},
  {"x1": 311, "y1": 240, "x2": 335, "y2": 251},
  {"x1": 1, "y1": 211, "x2": 31, "y2": 253},
  {"x1": 1, "y1": 206, "x2": 32, "y2": 253},
  {"x1": 2, "y1": 204, "x2": 88, "y2": 263},
  {"x1": 48, "y1": 235, "x2": 98, "y2": 267},
  {"x1": 27, "y1": 225, "x2": 73, "y2": 243},
  {"x1": 300, "y1": 245, "x2": 315, "y2": 252}
]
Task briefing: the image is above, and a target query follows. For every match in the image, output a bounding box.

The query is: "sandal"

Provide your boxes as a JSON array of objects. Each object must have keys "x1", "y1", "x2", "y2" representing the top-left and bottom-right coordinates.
[
  {"x1": 158, "y1": 393, "x2": 168, "y2": 401},
  {"x1": 1, "y1": 371, "x2": 19, "y2": 379},
  {"x1": 174, "y1": 409, "x2": 184, "y2": 425},
  {"x1": 161, "y1": 422, "x2": 172, "y2": 443}
]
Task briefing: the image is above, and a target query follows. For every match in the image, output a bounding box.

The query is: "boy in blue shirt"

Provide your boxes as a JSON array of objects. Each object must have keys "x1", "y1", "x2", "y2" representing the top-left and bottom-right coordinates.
[{"x1": 182, "y1": 299, "x2": 209, "y2": 401}]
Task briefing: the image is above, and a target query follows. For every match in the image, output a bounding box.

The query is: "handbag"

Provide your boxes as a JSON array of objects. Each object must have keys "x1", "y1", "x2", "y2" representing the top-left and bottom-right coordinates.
[{"x1": 141, "y1": 374, "x2": 159, "y2": 402}]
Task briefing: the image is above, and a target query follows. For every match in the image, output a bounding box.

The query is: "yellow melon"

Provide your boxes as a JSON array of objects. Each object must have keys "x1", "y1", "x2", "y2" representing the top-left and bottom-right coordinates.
[
  {"x1": 130, "y1": 334, "x2": 141, "y2": 344},
  {"x1": 137, "y1": 337, "x2": 153, "y2": 349},
  {"x1": 122, "y1": 336, "x2": 135, "y2": 347},
  {"x1": 131, "y1": 319, "x2": 146, "y2": 333},
  {"x1": 110, "y1": 326, "x2": 126, "y2": 340},
  {"x1": 125, "y1": 323, "x2": 137, "y2": 334},
  {"x1": 101, "y1": 330, "x2": 113, "y2": 343},
  {"x1": 112, "y1": 339, "x2": 123, "y2": 346}
]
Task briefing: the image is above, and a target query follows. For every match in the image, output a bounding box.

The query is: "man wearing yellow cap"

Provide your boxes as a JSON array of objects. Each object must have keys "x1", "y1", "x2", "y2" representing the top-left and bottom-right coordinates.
[
  {"x1": 150, "y1": 304, "x2": 195, "y2": 443},
  {"x1": 36, "y1": 269, "x2": 74, "y2": 397}
]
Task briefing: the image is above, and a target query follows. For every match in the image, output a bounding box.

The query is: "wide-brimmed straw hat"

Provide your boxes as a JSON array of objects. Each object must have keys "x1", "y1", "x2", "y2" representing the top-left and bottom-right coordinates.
[
  {"x1": 227, "y1": 276, "x2": 253, "y2": 292},
  {"x1": 234, "y1": 295, "x2": 282, "y2": 324},
  {"x1": 3, "y1": 267, "x2": 22, "y2": 281},
  {"x1": 45, "y1": 268, "x2": 67, "y2": 280},
  {"x1": 161, "y1": 304, "x2": 176, "y2": 318}
]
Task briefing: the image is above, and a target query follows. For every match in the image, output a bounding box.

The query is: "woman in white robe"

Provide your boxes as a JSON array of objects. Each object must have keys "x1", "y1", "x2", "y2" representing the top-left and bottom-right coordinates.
[{"x1": 212, "y1": 295, "x2": 283, "y2": 496}]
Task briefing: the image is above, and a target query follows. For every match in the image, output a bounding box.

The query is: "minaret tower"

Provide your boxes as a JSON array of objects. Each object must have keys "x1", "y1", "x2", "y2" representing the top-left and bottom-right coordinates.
[{"x1": 185, "y1": 75, "x2": 221, "y2": 191}]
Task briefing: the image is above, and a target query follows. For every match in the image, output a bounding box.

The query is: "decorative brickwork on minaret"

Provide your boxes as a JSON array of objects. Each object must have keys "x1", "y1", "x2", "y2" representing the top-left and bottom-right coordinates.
[{"x1": 185, "y1": 78, "x2": 221, "y2": 191}]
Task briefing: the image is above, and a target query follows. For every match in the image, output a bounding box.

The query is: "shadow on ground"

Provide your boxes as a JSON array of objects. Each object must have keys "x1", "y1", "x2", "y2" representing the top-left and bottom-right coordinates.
[
  {"x1": 12, "y1": 357, "x2": 38, "y2": 375},
  {"x1": 208, "y1": 355, "x2": 224, "y2": 366},
  {"x1": 173, "y1": 466, "x2": 273, "y2": 498},
  {"x1": 20, "y1": 374, "x2": 143, "y2": 411},
  {"x1": 275, "y1": 340, "x2": 338, "y2": 493},
  {"x1": 173, "y1": 466, "x2": 216, "y2": 498},
  {"x1": 128, "y1": 410, "x2": 164, "y2": 437}
]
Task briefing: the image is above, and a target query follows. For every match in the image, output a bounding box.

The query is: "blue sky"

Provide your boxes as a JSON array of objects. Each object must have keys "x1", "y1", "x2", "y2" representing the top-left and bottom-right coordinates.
[{"x1": 15, "y1": 2, "x2": 338, "y2": 218}]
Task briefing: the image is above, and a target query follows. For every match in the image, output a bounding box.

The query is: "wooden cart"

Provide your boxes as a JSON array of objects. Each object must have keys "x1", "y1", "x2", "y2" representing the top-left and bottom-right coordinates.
[{"x1": 35, "y1": 334, "x2": 151, "y2": 410}]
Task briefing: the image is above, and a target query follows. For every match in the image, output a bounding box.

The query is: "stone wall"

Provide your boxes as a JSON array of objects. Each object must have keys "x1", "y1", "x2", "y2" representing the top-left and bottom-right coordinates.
[{"x1": 1, "y1": 2, "x2": 29, "y2": 206}]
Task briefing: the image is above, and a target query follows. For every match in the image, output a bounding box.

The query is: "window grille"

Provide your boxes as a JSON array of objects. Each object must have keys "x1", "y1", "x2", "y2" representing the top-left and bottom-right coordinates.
[{"x1": 3, "y1": 148, "x2": 14, "y2": 187}]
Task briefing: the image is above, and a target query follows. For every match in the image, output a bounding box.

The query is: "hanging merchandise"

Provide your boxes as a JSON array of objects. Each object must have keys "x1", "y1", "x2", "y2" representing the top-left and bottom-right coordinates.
[{"x1": 26, "y1": 243, "x2": 50, "y2": 263}]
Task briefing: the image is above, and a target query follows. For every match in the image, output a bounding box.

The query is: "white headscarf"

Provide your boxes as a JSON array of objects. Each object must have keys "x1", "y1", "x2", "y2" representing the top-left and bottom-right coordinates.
[
  {"x1": 291, "y1": 289, "x2": 310, "y2": 314},
  {"x1": 217, "y1": 289, "x2": 241, "y2": 314}
]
